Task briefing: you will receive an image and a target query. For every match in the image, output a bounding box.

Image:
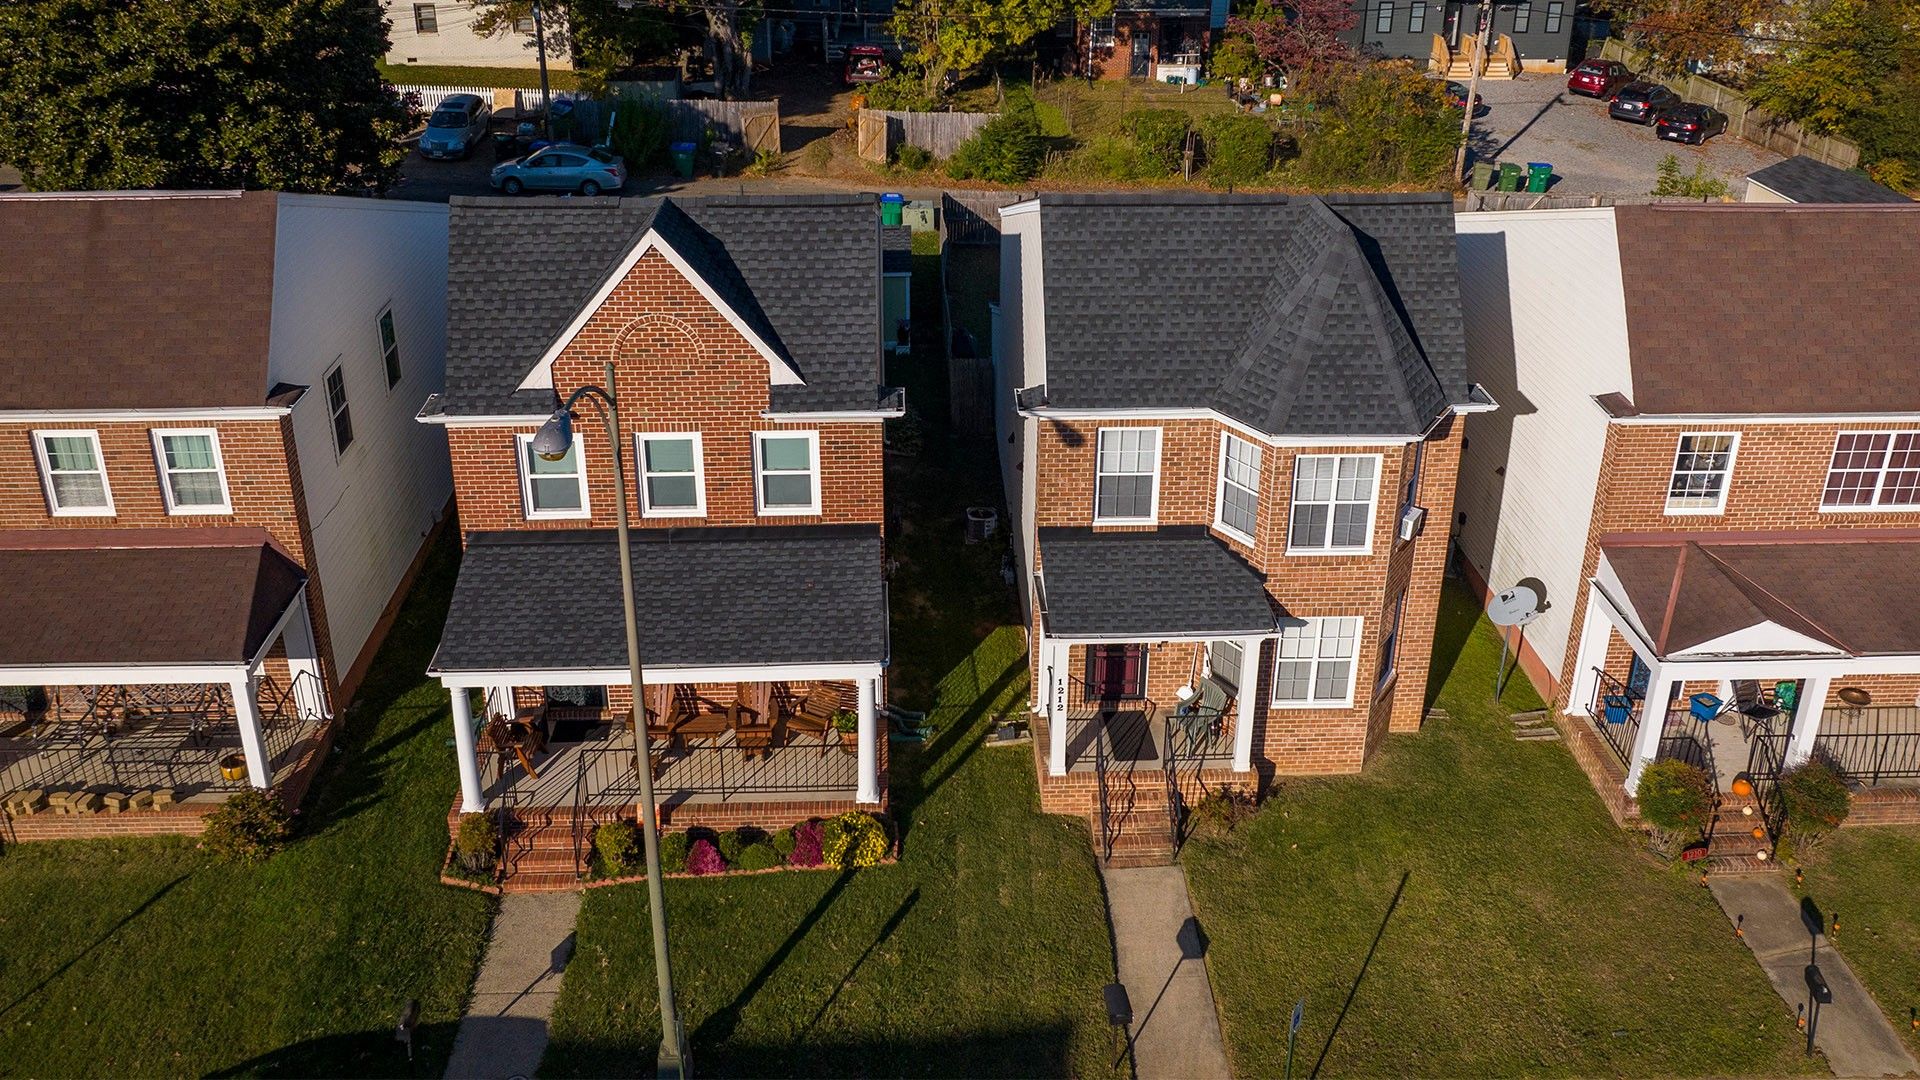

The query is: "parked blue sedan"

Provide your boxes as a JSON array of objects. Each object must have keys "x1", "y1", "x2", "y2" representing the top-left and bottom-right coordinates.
[{"x1": 489, "y1": 145, "x2": 628, "y2": 196}]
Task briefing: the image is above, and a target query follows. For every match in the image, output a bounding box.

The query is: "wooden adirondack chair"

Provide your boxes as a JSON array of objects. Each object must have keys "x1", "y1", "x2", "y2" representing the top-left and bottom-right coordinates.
[
  {"x1": 731, "y1": 683, "x2": 778, "y2": 759},
  {"x1": 785, "y1": 684, "x2": 841, "y2": 755},
  {"x1": 644, "y1": 684, "x2": 695, "y2": 748}
]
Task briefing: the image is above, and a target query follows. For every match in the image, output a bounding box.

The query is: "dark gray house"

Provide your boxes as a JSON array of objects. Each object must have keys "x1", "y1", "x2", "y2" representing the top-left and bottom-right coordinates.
[{"x1": 1347, "y1": 0, "x2": 1576, "y2": 72}]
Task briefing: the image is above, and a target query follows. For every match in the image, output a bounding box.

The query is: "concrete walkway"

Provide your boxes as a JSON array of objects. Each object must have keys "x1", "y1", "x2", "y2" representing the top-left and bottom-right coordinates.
[
  {"x1": 445, "y1": 891, "x2": 583, "y2": 1080},
  {"x1": 1709, "y1": 875, "x2": 1920, "y2": 1078},
  {"x1": 1102, "y1": 865, "x2": 1232, "y2": 1080}
]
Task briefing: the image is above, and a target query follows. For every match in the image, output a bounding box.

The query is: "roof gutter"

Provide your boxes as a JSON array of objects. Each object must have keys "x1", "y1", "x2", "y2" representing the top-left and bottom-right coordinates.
[{"x1": 0, "y1": 405, "x2": 294, "y2": 422}]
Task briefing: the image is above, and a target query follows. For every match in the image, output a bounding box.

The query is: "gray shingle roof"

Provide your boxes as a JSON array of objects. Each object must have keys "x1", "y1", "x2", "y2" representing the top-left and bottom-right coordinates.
[
  {"x1": 430, "y1": 525, "x2": 888, "y2": 673},
  {"x1": 882, "y1": 225, "x2": 913, "y2": 274},
  {"x1": 1030, "y1": 193, "x2": 1471, "y2": 437},
  {"x1": 441, "y1": 194, "x2": 887, "y2": 417},
  {"x1": 1038, "y1": 527, "x2": 1276, "y2": 638},
  {"x1": 1747, "y1": 156, "x2": 1912, "y2": 204}
]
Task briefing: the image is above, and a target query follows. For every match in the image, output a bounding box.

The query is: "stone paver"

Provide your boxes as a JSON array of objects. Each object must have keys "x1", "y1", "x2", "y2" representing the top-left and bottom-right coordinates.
[
  {"x1": 1709, "y1": 875, "x2": 1920, "y2": 1078},
  {"x1": 1102, "y1": 864, "x2": 1232, "y2": 1080},
  {"x1": 445, "y1": 891, "x2": 583, "y2": 1080}
]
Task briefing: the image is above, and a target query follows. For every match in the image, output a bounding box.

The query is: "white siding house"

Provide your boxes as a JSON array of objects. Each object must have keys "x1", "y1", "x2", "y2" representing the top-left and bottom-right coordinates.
[
  {"x1": 383, "y1": 0, "x2": 572, "y2": 70},
  {"x1": 993, "y1": 200, "x2": 1045, "y2": 622}
]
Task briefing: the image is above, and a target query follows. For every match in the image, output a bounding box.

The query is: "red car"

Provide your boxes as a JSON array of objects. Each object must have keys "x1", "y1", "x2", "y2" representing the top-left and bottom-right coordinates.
[
  {"x1": 1567, "y1": 59, "x2": 1634, "y2": 98},
  {"x1": 843, "y1": 44, "x2": 886, "y2": 85}
]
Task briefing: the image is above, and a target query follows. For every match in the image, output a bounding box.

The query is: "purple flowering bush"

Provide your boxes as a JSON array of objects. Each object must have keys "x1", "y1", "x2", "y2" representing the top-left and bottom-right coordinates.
[
  {"x1": 788, "y1": 819, "x2": 824, "y2": 868},
  {"x1": 686, "y1": 837, "x2": 726, "y2": 875}
]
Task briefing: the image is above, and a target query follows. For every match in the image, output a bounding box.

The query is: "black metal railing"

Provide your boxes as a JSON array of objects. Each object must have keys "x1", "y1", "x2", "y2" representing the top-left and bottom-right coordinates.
[
  {"x1": 1588, "y1": 667, "x2": 1644, "y2": 767},
  {"x1": 1814, "y1": 706, "x2": 1920, "y2": 786},
  {"x1": 1744, "y1": 715, "x2": 1791, "y2": 839},
  {"x1": 1163, "y1": 696, "x2": 1233, "y2": 857}
]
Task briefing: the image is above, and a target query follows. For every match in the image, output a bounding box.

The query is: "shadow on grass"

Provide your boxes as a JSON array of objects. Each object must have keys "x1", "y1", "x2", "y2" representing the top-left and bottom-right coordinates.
[
  {"x1": 1425, "y1": 577, "x2": 1484, "y2": 711},
  {"x1": 694, "y1": 869, "x2": 859, "y2": 1049},
  {"x1": 892, "y1": 653, "x2": 1025, "y2": 830},
  {"x1": 206, "y1": 1021, "x2": 461, "y2": 1078},
  {"x1": 0, "y1": 872, "x2": 192, "y2": 1022},
  {"x1": 566, "y1": 1023, "x2": 1084, "y2": 1079},
  {"x1": 804, "y1": 887, "x2": 922, "y2": 1033},
  {"x1": 1310, "y1": 870, "x2": 1410, "y2": 1079}
]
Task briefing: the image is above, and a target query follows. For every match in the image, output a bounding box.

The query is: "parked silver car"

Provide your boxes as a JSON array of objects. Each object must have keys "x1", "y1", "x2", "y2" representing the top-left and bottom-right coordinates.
[
  {"x1": 418, "y1": 94, "x2": 492, "y2": 160},
  {"x1": 489, "y1": 144, "x2": 628, "y2": 196}
]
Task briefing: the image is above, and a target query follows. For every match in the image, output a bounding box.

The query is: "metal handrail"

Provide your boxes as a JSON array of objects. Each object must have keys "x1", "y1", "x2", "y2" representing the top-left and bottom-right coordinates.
[
  {"x1": 1814, "y1": 706, "x2": 1920, "y2": 786},
  {"x1": 1588, "y1": 667, "x2": 1643, "y2": 767}
]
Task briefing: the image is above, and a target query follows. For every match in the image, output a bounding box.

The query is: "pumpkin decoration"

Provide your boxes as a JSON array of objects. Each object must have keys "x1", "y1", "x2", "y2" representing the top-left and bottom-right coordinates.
[
  {"x1": 1752, "y1": 825, "x2": 1767, "y2": 840},
  {"x1": 1731, "y1": 776, "x2": 1755, "y2": 798}
]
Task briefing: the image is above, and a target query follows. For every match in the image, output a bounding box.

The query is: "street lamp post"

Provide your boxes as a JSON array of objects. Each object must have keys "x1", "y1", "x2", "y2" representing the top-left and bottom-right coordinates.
[
  {"x1": 531, "y1": 0, "x2": 554, "y2": 140},
  {"x1": 533, "y1": 360, "x2": 687, "y2": 1079}
]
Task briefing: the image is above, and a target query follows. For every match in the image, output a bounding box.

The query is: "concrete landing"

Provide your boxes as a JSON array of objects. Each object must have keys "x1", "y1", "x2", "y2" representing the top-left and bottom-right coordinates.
[
  {"x1": 445, "y1": 891, "x2": 582, "y2": 1080},
  {"x1": 1102, "y1": 864, "x2": 1232, "y2": 1080}
]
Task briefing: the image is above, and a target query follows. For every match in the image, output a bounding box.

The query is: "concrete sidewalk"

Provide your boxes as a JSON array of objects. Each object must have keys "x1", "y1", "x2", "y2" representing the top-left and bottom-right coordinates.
[
  {"x1": 1709, "y1": 875, "x2": 1919, "y2": 1078},
  {"x1": 1102, "y1": 865, "x2": 1232, "y2": 1080},
  {"x1": 445, "y1": 891, "x2": 582, "y2": 1080}
]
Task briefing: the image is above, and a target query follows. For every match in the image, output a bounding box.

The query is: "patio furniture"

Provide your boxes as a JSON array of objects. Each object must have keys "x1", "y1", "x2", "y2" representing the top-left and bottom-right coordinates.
[
  {"x1": 485, "y1": 716, "x2": 540, "y2": 781},
  {"x1": 3, "y1": 789, "x2": 45, "y2": 815},
  {"x1": 101, "y1": 791, "x2": 131, "y2": 813},
  {"x1": 785, "y1": 685, "x2": 841, "y2": 754},
  {"x1": 644, "y1": 684, "x2": 697, "y2": 747},
  {"x1": 732, "y1": 683, "x2": 777, "y2": 759},
  {"x1": 1173, "y1": 676, "x2": 1231, "y2": 744}
]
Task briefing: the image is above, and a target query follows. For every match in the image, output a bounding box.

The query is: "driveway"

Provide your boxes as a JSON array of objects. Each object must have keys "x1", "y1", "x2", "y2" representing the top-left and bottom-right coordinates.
[{"x1": 1467, "y1": 73, "x2": 1783, "y2": 196}]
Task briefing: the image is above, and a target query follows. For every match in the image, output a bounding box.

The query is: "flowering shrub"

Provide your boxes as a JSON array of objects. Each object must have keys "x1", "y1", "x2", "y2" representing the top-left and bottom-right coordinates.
[
  {"x1": 788, "y1": 819, "x2": 825, "y2": 868},
  {"x1": 823, "y1": 811, "x2": 889, "y2": 869},
  {"x1": 686, "y1": 838, "x2": 725, "y2": 875}
]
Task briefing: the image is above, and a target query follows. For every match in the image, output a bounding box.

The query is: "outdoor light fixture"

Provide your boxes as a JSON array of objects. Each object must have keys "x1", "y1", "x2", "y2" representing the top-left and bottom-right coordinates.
[{"x1": 531, "y1": 408, "x2": 574, "y2": 461}]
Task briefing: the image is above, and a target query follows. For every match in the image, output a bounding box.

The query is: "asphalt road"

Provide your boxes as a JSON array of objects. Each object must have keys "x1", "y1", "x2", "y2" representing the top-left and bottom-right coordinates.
[{"x1": 1467, "y1": 73, "x2": 1783, "y2": 196}]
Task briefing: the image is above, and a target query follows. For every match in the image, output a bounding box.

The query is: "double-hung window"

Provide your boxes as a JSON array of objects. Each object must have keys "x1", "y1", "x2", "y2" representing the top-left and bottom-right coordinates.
[
  {"x1": 637, "y1": 433, "x2": 705, "y2": 517},
  {"x1": 1094, "y1": 428, "x2": 1160, "y2": 524},
  {"x1": 1215, "y1": 433, "x2": 1262, "y2": 542},
  {"x1": 153, "y1": 430, "x2": 232, "y2": 514},
  {"x1": 1512, "y1": 2, "x2": 1530, "y2": 32},
  {"x1": 325, "y1": 363, "x2": 354, "y2": 455},
  {"x1": 1665, "y1": 432, "x2": 1738, "y2": 514},
  {"x1": 1288, "y1": 454, "x2": 1377, "y2": 553},
  {"x1": 413, "y1": 4, "x2": 437, "y2": 33},
  {"x1": 378, "y1": 307, "x2": 402, "y2": 388},
  {"x1": 1409, "y1": 2, "x2": 1426, "y2": 32},
  {"x1": 33, "y1": 430, "x2": 113, "y2": 516},
  {"x1": 755, "y1": 431, "x2": 821, "y2": 515},
  {"x1": 1544, "y1": 1, "x2": 1564, "y2": 32},
  {"x1": 1272, "y1": 617, "x2": 1362, "y2": 708},
  {"x1": 1821, "y1": 431, "x2": 1920, "y2": 510},
  {"x1": 1376, "y1": 1, "x2": 1394, "y2": 32},
  {"x1": 517, "y1": 433, "x2": 590, "y2": 518},
  {"x1": 1377, "y1": 592, "x2": 1405, "y2": 686},
  {"x1": 1208, "y1": 639, "x2": 1245, "y2": 693},
  {"x1": 1089, "y1": 15, "x2": 1116, "y2": 47}
]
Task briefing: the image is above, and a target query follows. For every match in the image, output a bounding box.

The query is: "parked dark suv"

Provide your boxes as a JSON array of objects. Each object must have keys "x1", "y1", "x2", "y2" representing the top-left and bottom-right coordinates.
[
  {"x1": 1656, "y1": 103, "x2": 1729, "y2": 144},
  {"x1": 1567, "y1": 59, "x2": 1634, "y2": 98},
  {"x1": 1608, "y1": 81, "x2": 1680, "y2": 124}
]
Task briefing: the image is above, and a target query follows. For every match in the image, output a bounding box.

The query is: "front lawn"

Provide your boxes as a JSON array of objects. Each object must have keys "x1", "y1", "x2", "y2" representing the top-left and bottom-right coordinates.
[
  {"x1": 0, "y1": 534, "x2": 491, "y2": 1077},
  {"x1": 1796, "y1": 824, "x2": 1920, "y2": 1055},
  {"x1": 379, "y1": 62, "x2": 581, "y2": 90},
  {"x1": 1183, "y1": 580, "x2": 1824, "y2": 1078}
]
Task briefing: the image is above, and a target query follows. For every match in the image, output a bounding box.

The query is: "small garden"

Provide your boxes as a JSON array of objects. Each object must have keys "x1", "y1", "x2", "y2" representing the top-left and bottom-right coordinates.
[{"x1": 583, "y1": 811, "x2": 895, "y2": 881}]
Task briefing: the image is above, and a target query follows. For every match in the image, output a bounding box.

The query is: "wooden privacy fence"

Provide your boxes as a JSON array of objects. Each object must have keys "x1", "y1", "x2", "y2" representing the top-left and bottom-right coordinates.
[
  {"x1": 857, "y1": 109, "x2": 997, "y2": 163},
  {"x1": 1598, "y1": 40, "x2": 1861, "y2": 169},
  {"x1": 668, "y1": 99, "x2": 782, "y2": 155},
  {"x1": 940, "y1": 192, "x2": 1027, "y2": 245}
]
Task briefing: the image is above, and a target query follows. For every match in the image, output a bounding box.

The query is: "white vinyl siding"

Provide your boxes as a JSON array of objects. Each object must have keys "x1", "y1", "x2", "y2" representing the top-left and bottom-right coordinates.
[
  {"x1": 636, "y1": 432, "x2": 705, "y2": 517},
  {"x1": 754, "y1": 431, "x2": 821, "y2": 515},
  {"x1": 1821, "y1": 431, "x2": 1920, "y2": 510},
  {"x1": 152, "y1": 429, "x2": 233, "y2": 514},
  {"x1": 1272, "y1": 617, "x2": 1362, "y2": 708},
  {"x1": 1215, "y1": 432, "x2": 1262, "y2": 542},
  {"x1": 518, "y1": 433, "x2": 589, "y2": 519},
  {"x1": 1288, "y1": 454, "x2": 1378, "y2": 553},
  {"x1": 33, "y1": 430, "x2": 113, "y2": 516},
  {"x1": 1094, "y1": 427, "x2": 1160, "y2": 524},
  {"x1": 1664, "y1": 432, "x2": 1738, "y2": 514}
]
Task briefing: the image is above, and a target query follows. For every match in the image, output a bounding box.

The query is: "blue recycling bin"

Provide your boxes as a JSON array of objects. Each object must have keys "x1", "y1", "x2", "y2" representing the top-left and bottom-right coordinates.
[
  {"x1": 1689, "y1": 693, "x2": 1723, "y2": 722},
  {"x1": 1603, "y1": 695, "x2": 1633, "y2": 725}
]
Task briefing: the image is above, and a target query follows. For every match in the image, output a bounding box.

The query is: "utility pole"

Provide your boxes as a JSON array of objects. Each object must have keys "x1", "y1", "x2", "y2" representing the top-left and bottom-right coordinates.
[
  {"x1": 1452, "y1": 0, "x2": 1492, "y2": 185},
  {"x1": 532, "y1": 0, "x2": 554, "y2": 139}
]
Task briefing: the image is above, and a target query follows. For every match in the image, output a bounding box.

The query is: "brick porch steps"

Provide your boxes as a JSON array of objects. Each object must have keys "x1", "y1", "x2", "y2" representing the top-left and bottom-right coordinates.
[
  {"x1": 1090, "y1": 780, "x2": 1177, "y2": 868},
  {"x1": 1701, "y1": 795, "x2": 1777, "y2": 876}
]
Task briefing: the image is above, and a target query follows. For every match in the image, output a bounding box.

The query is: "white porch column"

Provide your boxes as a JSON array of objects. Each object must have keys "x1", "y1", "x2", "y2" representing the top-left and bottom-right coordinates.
[
  {"x1": 449, "y1": 686, "x2": 486, "y2": 813},
  {"x1": 1567, "y1": 584, "x2": 1616, "y2": 717},
  {"x1": 486, "y1": 685, "x2": 516, "y2": 720},
  {"x1": 283, "y1": 591, "x2": 328, "y2": 720},
  {"x1": 1786, "y1": 675, "x2": 1831, "y2": 767},
  {"x1": 1046, "y1": 640, "x2": 1069, "y2": 777},
  {"x1": 1231, "y1": 636, "x2": 1261, "y2": 773},
  {"x1": 856, "y1": 676, "x2": 881, "y2": 805},
  {"x1": 1622, "y1": 661, "x2": 1673, "y2": 795},
  {"x1": 230, "y1": 674, "x2": 272, "y2": 790}
]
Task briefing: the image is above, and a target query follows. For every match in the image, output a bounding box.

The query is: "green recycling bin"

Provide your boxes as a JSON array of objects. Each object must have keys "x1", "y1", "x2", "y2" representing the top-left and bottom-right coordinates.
[
  {"x1": 1470, "y1": 161, "x2": 1495, "y2": 190},
  {"x1": 880, "y1": 192, "x2": 904, "y2": 226},
  {"x1": 1526, "y1": 162, "x2": 1552, "y2": 192},
  {"x1": 669, "y1": 141, "x2": 697, "y2": 178},
  {"x1": 1497, "y1": 161, "x2": 1523, "y2": 192}
]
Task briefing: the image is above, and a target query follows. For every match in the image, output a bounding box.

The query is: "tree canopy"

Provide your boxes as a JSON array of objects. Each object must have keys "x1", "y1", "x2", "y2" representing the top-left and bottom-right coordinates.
[
  {"x1": 890, "y1": 0, "x2": 1113, "y2": 90},
  {"x1": 1224, "y1": 0, "x2": 1358, "y2": 82},
  {"x1": 1746, "y1": 0, "x2": 1920, "y2": 189},
  {"x1": 1603, "y1": 0, "x2": 1792, "y2": 70},
  {"x1": 0, "y1": 0, "x2": 407, "y2": 193}
]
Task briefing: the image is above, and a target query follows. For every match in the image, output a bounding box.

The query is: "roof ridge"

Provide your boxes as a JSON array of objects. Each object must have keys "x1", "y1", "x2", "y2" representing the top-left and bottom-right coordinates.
[{"x1": 1694, "y1": 544, "x2": 1852, "y2": 651}]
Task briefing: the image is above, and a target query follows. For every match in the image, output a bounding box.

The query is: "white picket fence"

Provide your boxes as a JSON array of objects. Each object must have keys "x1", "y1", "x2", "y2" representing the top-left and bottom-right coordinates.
[{"x1": 392, "y1": 84, "x2": 495, "y2": 113}]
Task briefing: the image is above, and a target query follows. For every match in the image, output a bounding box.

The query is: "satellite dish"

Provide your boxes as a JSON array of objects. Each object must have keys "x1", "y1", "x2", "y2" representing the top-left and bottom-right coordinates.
[{"x1": 1487, "y1": 584, "x2": 1541, "y2": 627}]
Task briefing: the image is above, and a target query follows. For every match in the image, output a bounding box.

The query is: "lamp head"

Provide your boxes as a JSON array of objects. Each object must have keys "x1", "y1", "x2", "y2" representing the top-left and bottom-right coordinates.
[{"x1": 531, "y1": 409, "x2": 574, "y2": 461}]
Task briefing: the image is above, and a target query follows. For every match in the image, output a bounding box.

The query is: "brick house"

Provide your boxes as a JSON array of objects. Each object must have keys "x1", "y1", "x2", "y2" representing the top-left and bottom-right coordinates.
[
  {"x1": 1456, "y1": 203, "x2": 1920, "y2": 838},
  {"x1": 994, "y1": 193, "x2": 1494, "y2": 859},
  {"x1": 1070, "y1": 0, "x2": 1227, "y2": 82},
  {"x1": 0, "y1": 190, "x2": 454, "y2": 838},
  {"x1": 417, "y1": 195, "x2": 901, "y2": 878}
]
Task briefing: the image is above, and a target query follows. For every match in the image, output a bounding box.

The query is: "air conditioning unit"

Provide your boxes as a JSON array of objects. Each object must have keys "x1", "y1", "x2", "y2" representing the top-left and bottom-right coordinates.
[{"x1": 1398, "y1": 504, "x2": 1428, "y2": 542}]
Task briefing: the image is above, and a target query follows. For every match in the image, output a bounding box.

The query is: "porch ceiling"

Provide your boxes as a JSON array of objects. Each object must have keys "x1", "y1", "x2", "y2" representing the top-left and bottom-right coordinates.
[
  {"x1": 430, "y1": 525, "x2": 888, "y2": 674},
  {"x1": 1038, "y1": 526, "x2": 1275, "y2": 639},
  {"x1": 0, "y1": 531, "x2": 306, "y2": 668}
]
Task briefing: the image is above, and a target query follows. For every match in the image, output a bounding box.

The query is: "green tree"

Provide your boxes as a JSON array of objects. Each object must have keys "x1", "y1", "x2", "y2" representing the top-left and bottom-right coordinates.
[
  {"x1": 1287, "y1": 61, "x2": 1459, "y2": 188},
  {"x1": 464, "y1": 0, "x2": 679, "y2": 74},
  {"x1": 890, "y1": 0, "x2": 1113, "y2": 92},
  {"x1": 0, "y1": 0, "x2": 407, "y2": 193},
  {"x1": 1606, "y1": 0, "x2": 1793, "y2": 70},
  {"x1": 1749, "y1": 0, "x2": 1901, "y2": 134}
]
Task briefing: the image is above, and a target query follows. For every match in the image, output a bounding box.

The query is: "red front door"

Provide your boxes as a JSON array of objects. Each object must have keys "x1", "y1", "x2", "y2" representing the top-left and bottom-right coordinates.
[{"x1": 1086, "y1": 645, "x2": 1146, "y2": 701}]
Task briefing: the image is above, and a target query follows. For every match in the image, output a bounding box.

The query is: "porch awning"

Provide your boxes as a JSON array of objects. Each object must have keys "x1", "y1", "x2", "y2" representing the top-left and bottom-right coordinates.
[
  {"x1": 429, "y1": 525, "x2": 889, "y2": 675},
  {"x1": 1037, "y1": 526, "x2": 1275, "y2": 639},
  {"x1": 1601, "y1": 535, "x2": 1920, "y2": 658},
  {"x1": 0, "y1": 531, "x2": 307, "y2": 667}
]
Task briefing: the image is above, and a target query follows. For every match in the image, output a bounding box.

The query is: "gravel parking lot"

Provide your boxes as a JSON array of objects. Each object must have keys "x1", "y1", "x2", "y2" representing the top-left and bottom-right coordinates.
[{"x1": 1467, "y1": 73, "x2": 1783, "y2": 196}]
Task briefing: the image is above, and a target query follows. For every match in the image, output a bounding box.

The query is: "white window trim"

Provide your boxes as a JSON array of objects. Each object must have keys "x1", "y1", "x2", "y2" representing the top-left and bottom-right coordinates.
[
  {"x1": 753, "y1": 430, "x2": 822, "y2": 516},
  {"x1": 635, "y1": 431, "x2": 707, "y2": 518},
  {"x1": 1285, "y1": 453, "x2": 1382, "y2": 556},
  {"x1": 1205, "y1": 639, "x2": 1245, "y2": 694},
  {"x1": 1213, "y1": 431, "x2": 1260, "y2": 545},
  {"x1": 516, "y1": 432, "x2": 592, "y2": 520},
  {"x1": 150, "y1": 428, "x2": 234, "y2": 516},
  {"x1": 32, "y1": 429, "x2": 114, "y2": 517},
  {"x1": 1271, "y1": 616, "x2": 1364, "y2": 710},
  {"x1": 377, "y1": 304, "x2": 402, "y2": 390},
  {"x1": 1377, "y1": 593, "x2": 1406, "y2": 689},
  {"x1": 1818, "y1": 430, "x2": 1920, "y2": 513},
  {"x1": 1093, "y1": 426, "x2": 1162, "y2": 526},
  {"x1": 324, "y1": 360, "x2": 353, "y2": 458},
  {"x1": 1663, "y1": 431, "x2": 1740, "y2": 516}
]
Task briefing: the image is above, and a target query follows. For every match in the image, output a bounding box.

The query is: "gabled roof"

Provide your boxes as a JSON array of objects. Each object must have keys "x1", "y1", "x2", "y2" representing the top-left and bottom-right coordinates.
[
  {"x1": 1746, "y1": 156, "x2": 1913, "y2": 204},
  {"x1": 1612, "y1": 204, "x2": 1920, "y2": 415},
  {"x1": 0, "y1": 191, "x2": 281, "y2": 411},
  {"x1": 441, "y1": 195, "x2": 888, "y2": 417},
  {"x1": 1026, "y1": 193, "x2": 1472, "y2": 438},
  {"x1": 1038, "y1": 526, "x2": 1276, "y2": 638}
]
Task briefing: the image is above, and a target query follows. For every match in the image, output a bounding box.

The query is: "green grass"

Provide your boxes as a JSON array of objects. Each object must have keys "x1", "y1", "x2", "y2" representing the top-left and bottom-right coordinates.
[
  {"x1": 1796, "y1": 824, "x2": 1920, "y2": 1055},
  {"x1": 378, "y1": 62, "x2": 581, "y2": 91},
  {"x1": 0, "y1": 534, "x2": 492, "y2": 1077},
  {"x1": 1183, "y1": 581, "x2": 1826, "y2": 1078},
  {"x1": 1036, "y1": 78, "x2": 1237, "y2": 141}
]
